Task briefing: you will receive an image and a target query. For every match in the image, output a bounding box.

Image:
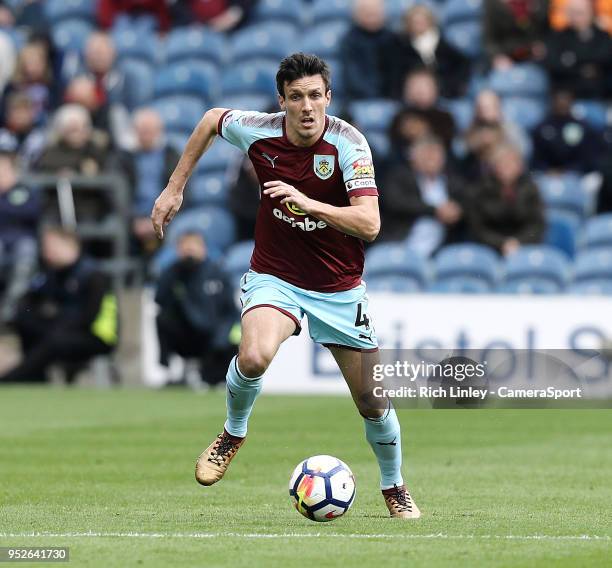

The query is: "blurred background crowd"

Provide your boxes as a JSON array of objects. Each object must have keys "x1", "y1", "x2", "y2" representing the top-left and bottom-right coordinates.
[{"x1": 1, "y1": 0, "x2": 612, "y2": 385}]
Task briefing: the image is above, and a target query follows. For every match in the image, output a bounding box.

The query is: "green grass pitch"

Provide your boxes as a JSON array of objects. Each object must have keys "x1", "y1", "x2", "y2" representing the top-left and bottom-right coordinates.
[{"x1": 0, "y1": 388, "x2": 611, "y2": 567}]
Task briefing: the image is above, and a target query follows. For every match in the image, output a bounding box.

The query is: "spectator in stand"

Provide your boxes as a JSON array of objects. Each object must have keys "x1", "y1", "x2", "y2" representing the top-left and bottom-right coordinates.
[
  {"x1": 381, "y1": 136, "x2": 465, "y2": 256},
  {"x1": 341, "y1": 0, "x2": 393, "y2": 100},
  {"x1": 0, "y1": 131, "x2": 39, "y2": 323},
  {"x1": 155, "y1": 232, "x2": 238, "y2": 388},
  {"x1": 468, "y1": 144, "x2": 545, "y2": 255},
  {"x1": 172, "y1": 0, "x2": 256, "y2": 32},
  {"x1": 544, "y1": 0, "x2": 612, "y2": 98},
  {"x1": 532, "y1": 89, "x2": 602, "y2": 172},
  {"x1": 387, "y1": 4, "x2": 469, "y2": 98},
  {"x1": 596, "y1": 158, "x2": 612, "y2": 213},
  {"x1": 119, "y1": 108, "x2": 178, "y2": 255},
  {"x1": 0, "y1": 92, "x2": 46, "y2": 169},
  {"x1": 388, "y1": 69, "x2": 455, "y2": 161},
  {"x1": 461, "y1": 89, "x2": 529, "y2": 180},
  {"x1": 0, "y1": 227, "x2": 118, "y2": 383},
  {"x1": 484, "y1": 0, "x2": 549, "y2": 69},
  {"x1": 550, "y1": 0, "x2": 612, "y2": 35},
  {"x1": 97, "y1": 0, "x2": 171, "y2": 32},
  {"x1": 229, "y1": 157, "x2": 261, "y2": 242},
  {"x1": 36, "y1": 104, "x2": 109, "y2": 176},
  {"x1": 2, "y1": 40, "x2": 54, "y2": 126}
]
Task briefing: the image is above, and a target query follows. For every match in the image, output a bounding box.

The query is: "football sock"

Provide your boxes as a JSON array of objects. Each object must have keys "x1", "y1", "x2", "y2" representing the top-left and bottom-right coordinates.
[
  {"x1": 363, "y1": 402, "x2": 404, "y2": 490},
  {"x1": 224, "y1": 355, "x2": 263, "y2": 438}
]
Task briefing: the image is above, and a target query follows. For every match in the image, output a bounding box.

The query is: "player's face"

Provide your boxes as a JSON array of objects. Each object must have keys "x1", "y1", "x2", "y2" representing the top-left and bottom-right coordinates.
[{"x1": 279, "y1": 75, "x2": 330, "y2": 147}]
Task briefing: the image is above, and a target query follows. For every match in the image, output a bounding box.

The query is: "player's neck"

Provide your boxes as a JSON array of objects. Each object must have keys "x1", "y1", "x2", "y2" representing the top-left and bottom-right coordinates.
[{"x1": 285, "y1": 124, "x2": 325, "y2": 148}]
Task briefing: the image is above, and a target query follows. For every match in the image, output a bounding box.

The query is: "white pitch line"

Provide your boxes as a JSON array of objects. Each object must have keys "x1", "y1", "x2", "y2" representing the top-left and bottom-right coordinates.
[{"x1": 0, "y1": 533, "x2": 610, "y2": 542}]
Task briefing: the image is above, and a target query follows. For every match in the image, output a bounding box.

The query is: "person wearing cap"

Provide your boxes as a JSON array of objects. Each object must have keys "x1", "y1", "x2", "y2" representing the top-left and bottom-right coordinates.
[{"x1": 0, "y1": 131, "x2": 40, "y2": 323}]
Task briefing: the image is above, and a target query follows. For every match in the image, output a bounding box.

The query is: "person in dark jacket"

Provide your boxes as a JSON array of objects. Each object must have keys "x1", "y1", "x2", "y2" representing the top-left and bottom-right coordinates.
[
  {"x1": 119, "y1": 108, "x2": 179, "y2": 255},
  {"x1": 484, "y1": 0, "x2": 549, "y2": 69},
  {"x1": 468, "y1": 144, "x2": 545, "y2": 255},
  {"x1": 0, "y1": 132, "x2": 39, "y2": 323},
  {"x1": 386, "y1": 4, "x2": 469, "y2": 98},
  {"x1": 381, "y1": 136, "x2": 465, "y2": 255},
  {"x1": 228, "y1": 157, "x2": 261, "y2": 242},
  {"x1": 155, "y1": 232, "x2": 238, "y2": 387},
  {"x1": 0, "y1": 227, "x2": 118, "y2": 383},
  {"x1": 544, "y1": 0, "x2": 612, "y2": 98},
  {"x1": 341, "y1": 0, "x2": 394, "y2": 100},
  {"x1": 531, "y1": 89, "x2": 603, "y2": 173}
]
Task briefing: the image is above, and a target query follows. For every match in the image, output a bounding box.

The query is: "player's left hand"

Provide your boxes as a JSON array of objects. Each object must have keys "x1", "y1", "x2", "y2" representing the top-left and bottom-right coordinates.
[{"x1": 263, "y1": 181, "x2": 312, "y2": 213}]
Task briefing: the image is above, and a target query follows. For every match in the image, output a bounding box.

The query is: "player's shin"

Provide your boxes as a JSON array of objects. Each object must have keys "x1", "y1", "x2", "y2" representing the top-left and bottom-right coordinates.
[
  {"x1": 363, "y1": 401, "x2": 404, "y2": 490},
  {"x1": 224, "y1": 355, "x2": 263, "y2": 438}
]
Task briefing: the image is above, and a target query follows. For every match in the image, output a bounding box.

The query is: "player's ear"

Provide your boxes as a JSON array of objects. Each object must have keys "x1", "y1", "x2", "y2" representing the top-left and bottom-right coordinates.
[
  {"x1": 325, "y1": 90, "x2": 331, "y2": 107},
  {"x1": 278, "y1": 93, "x2": 286, "y2": 111}
]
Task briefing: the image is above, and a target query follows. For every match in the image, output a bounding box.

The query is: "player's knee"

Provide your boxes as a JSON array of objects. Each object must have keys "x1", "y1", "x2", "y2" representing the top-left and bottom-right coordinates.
[
  {"x1": 355, "y1": 391, "x2": 385, "y2": 419},
  {"x1": 238, "y1": 347, "x2": 272, "y2": 378}
]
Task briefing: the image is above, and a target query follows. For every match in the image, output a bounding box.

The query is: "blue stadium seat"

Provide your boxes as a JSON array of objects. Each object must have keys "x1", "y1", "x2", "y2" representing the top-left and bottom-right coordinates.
[
  {"x1": 580, "y1": 214, "x2": 612, "y2": 250},
  {"x1": 113, "y1": 27, "x2": 158, "y2": 64},
  {"x1": 301, "y1": 21, "x2": 349, "y2": 60},
  {"x1": 444, "y1": 20, "x2": 482, "y2": 58},
  {"x1": 309, "y1": 0, "x2": 352, "y2": 26},
  {"x1": 52, "y1": 19, "x2": 93, "y2": 52},
  {"x1": 443, "y1": 0, "x2": 483, "y2": 25},
  {"x1": 367, "y1": 274, "x2": 423, "y2": 293},
  {"x1": 224, "y1": 240, "x2": 255, "y2": 281},
  {"x1": 154, "y1": 64, "x2": 214, "y2": 105},
  {"x1": 220, "y1": 94, "x2": 277, "y2": 113},
  {"x1": 489, "y1": 64, "x2": 548, "y2": 99},
  {"x1": 440, "y1": 97, "x2": 473, "y2": 132},
  {"x1": 503, "y1": 245, "x2": 571, "y2": 287},
  {"x1": 545, "y1": 211, "x2": 579, "y2": 258},
  {"x1": 387, "y1": 0, "x2": 438, "y2": 23},
  {"x1": 502, "y1": 97, "x2": 547, "y2": 130},
  {"x1": 534, "y1": 173, "x2": 588, "y2": 219},
  {"x1": 325, "y1": 58, "x2": 346, "y2": 99},
  {"x1": 166, "y1": 206, "x2": 237, "y2": 252},
  {"x1": 365, "y1": 243, "x2": 430, "y2": 287},
  {"x1": 45, "y1": 0, "x2": 95, "y2": 24},
  {"x1": 434, "y1": 243, "x2": 500, "y2": 286},
  {"x1": 195, "y1": 140, "x2": 242, "y2": 176},
  {"x1": 164, "y1": 26, "x2": 226, "y2": 66},
  {"x1": 572, "y1": 100, "x2": 609, "y2": 130},
  {"x1": 152, "y1": 99, "x2": 203, "y2": 135},
  {"x1": 363, "y1": 131, "x2": 391, "y2": 159},
  {"x1": 230, "y1": 22, "x2": 295, "y2": 64},
  {"x1": 165, "y1": 132, "x2": 189, "y2": 153},
  {"x1": 221, "y1": 62, "x2": 278, "y2": 98},
  {"x1": 567, "y1": 280, "x2": 612, "y2": 295},
  {"x1": 187, "y1": 173, "x2": 230, "y2": 207},
  {"x1": 254, "y1": 0, "x2": 305, "y2": 27},
  {"x1": 428, "y1": 278, "x2": 493, "y2": 293},
  {"x1": 348, "y1": 99, "x2": 402, "y2": 133},
  {"x1": 120, "y1": 59, "x2": 155, "y2": 109},
  {"x1": 497, "y1": 279, "x2": 564, "y2": 294},
  {"x1": 574, "y1": 248, "x2": 612, "y2": 281}
]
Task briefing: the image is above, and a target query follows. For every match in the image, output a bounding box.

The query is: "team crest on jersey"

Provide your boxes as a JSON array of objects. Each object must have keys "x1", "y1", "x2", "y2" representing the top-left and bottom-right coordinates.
[
  {"x1": 313, "y1": 154, "x2": 334, "y2": 180},
  {"x1": 286, "y1": 202, "x2": 306, "y2": 216}
]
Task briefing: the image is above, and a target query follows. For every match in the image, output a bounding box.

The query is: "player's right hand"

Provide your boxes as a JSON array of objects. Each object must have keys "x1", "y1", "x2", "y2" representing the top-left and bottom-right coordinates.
[{"x1": 151, "y1": 186, "x2": 184, "y2": 239}]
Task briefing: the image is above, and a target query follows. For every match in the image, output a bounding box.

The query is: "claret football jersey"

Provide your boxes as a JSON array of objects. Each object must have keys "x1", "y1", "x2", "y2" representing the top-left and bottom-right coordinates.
[{"x1": 217, "y1": 110, "x2": 379, "y2": 292}]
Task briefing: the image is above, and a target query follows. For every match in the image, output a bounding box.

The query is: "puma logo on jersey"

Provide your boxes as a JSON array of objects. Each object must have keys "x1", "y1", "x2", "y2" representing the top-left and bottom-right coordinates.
[{"x1": 262, "y1": 153, "x2": 279, "y2": 168}]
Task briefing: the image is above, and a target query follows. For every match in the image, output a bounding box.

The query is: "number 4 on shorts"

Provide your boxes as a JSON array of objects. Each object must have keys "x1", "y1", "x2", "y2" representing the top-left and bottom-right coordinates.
[{"x1": 355, "y1": 303, "x2": 370, "y2": 330}]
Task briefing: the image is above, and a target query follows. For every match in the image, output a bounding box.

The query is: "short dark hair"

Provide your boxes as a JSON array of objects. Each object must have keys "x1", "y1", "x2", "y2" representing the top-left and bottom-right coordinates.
[{"x1": 276, "y1": 53, "x2": 331, "y2": 97}]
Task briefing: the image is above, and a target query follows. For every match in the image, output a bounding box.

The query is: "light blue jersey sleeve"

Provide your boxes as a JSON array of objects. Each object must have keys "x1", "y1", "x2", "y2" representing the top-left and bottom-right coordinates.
[
  {"x1": 324, "y1": 116, "x2": 378, "y2": 198},
  {"x1": 217, "y1": 109, "x2": 284, "y2": 153}
]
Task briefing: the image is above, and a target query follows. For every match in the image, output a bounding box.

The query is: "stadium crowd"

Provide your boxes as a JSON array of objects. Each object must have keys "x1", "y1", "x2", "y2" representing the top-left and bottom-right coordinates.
[{"x1": 2, "y1": 0, "x2": 612, "y2": 383}]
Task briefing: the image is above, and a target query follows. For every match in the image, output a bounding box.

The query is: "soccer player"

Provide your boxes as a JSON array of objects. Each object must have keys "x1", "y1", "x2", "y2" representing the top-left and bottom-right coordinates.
[{"x1": 151, "y1": 53, "x2": 420, "y2": 519}]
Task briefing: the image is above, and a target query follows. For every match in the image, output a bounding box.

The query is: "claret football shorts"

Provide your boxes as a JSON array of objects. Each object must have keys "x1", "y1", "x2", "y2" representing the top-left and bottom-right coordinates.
[{"x1": 239, "y1": 270, "x2": 378, "y2": 352}]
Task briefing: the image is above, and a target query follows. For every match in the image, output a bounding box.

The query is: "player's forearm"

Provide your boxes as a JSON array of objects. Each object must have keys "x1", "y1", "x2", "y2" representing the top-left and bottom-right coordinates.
[
  {"x1": 166, "y1": 110, "x2": 219, "y2": 193},
  {"x1": 307, "y1": 200, "x2": 380, "y2": 242}
]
